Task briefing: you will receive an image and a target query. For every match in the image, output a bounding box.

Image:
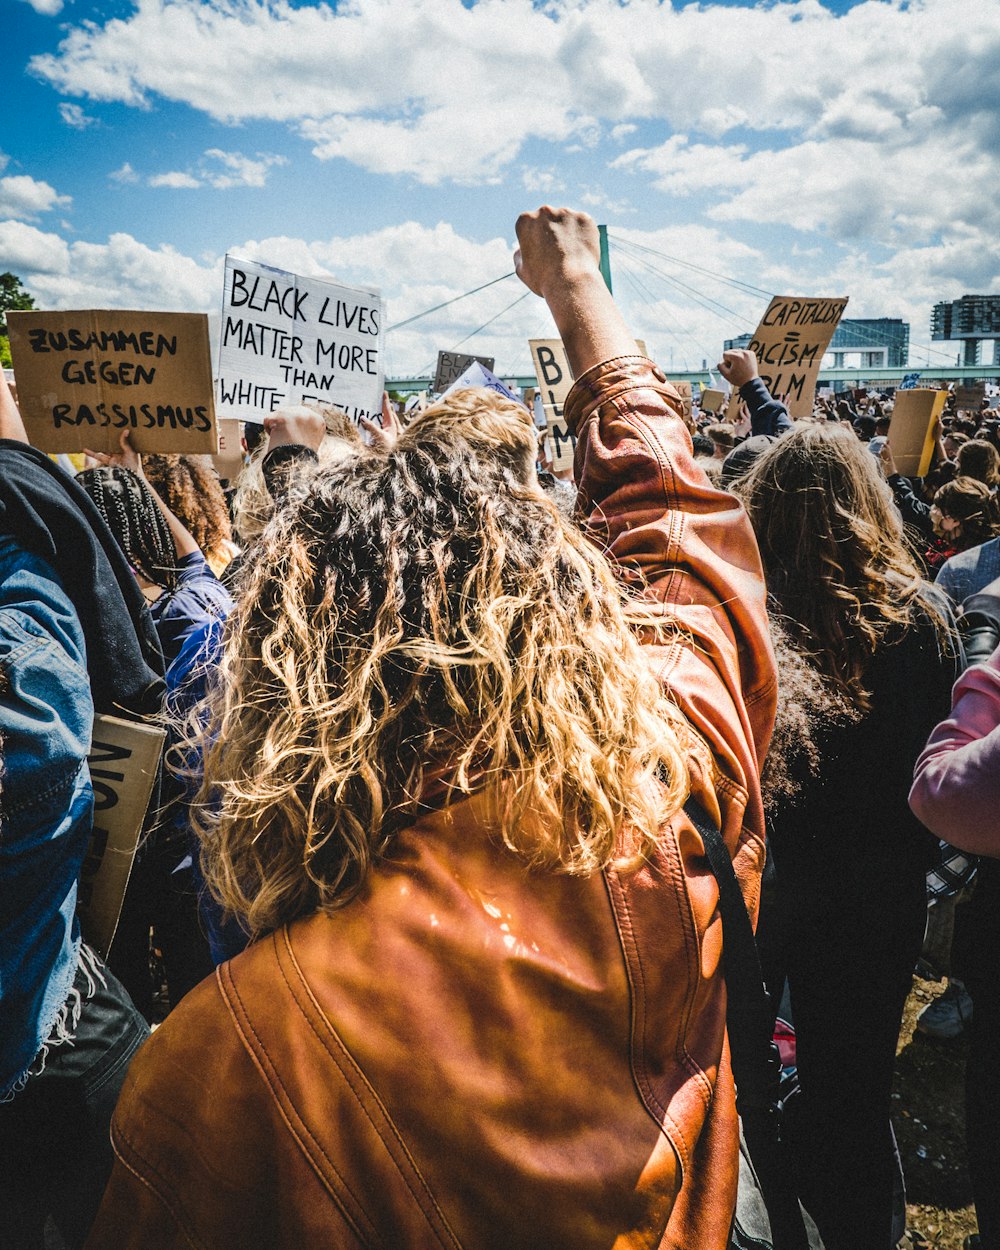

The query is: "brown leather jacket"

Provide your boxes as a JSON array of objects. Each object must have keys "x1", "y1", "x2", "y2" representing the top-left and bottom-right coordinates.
[{"x1": 86, "y1": 358, "x2": 776, "y2": 1250}]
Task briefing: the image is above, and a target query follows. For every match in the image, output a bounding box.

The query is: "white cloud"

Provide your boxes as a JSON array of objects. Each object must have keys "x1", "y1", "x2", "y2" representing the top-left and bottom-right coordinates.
[
  {"x1": 0, "y1": 161, "x2": 71, "y2": 220},
  {"x1": 146, "y1": 149, "x2": 286, "y2": 190},
  {"x1": 19, "y1": 0, "x2": 62, "y2": 14},
  {"x1": 0, "y1": 221, "x2": 219, "y2": 310},
  {"x1": 58, "y1": 102, "x2": 97, "y2": 129},
  {"x1": 109, "y1": 162, "x2": 139, "y2": 184},
  {"x1": 149, "y1": 170, "x2": 202, "y2": 188}
]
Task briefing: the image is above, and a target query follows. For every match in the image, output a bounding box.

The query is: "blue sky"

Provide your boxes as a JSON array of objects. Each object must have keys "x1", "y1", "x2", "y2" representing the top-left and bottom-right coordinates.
[{"x1": 4, "y1": 0, "x2": 999, "y2": 377}]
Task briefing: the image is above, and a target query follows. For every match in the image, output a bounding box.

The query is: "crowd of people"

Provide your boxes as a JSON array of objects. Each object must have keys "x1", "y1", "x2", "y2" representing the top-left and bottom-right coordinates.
[{"x1": 1, "y1": 206, "x2": 998, "y2": 1250}]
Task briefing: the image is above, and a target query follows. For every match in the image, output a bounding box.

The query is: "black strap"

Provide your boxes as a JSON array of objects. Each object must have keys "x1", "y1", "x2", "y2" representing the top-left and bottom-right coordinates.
[{"x1": 684, "y1": 798, "x2": 810, "y2": 1250}]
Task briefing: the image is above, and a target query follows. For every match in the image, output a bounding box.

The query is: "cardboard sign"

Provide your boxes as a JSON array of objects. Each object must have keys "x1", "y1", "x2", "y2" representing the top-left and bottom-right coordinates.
[
  {"x1": 900, "y1": 372, "x2": 922, "y2": 390},
  {"x1": 700, "y1": 388, "x2": 726, "y2": 414},
  {"x1": 530, "y1": 337, "x2": 650, "y2": 472},
  {"x1": 433, "y1": 351, "x2": 495, "y2": 394},
  {"x1": 217, "y1": 256, "x2": 383, "y2": 425},
  {"x1": 887, "y1": 389, "x2": 947, "y2": 477},
  {"x1": 529, "y1": 339, "x2": 576, "y2": 472},
  {"x1": 7, "y1": 310, "x2": 216, "y2": 455},
  {"x1": 213, "y1": 418, "x2": 245, "y2": 481},
  {"x1": 668, "y1": 380, "x2": 694, "y2": 423},
  {"x1": 77, "y1": 714, "x2": 166, "y2": 959},
  {"x1": 441, "y1": 360, "x2": 519, "y2": 400},
  {"x1": 746, "y1": 296, "x2": 848, "y2": 419},
  {"x1": 955, "y1": 381, "x2": 987, "y2": 413}
]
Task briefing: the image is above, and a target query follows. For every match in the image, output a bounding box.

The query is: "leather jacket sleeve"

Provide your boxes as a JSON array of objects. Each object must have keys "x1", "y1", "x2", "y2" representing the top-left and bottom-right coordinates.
[{"x1": 565, "y1": 356, "x2": 776, "y2": 878}]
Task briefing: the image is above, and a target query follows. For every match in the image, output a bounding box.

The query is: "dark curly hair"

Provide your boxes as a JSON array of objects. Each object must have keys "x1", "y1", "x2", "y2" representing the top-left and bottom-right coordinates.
[{"x1": 142, "y1": 455, "x2": 233, "y2": 568}]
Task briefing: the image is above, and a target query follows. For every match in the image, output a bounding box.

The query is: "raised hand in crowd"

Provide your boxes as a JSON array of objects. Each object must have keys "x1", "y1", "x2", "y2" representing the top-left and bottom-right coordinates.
[
  {"x1": 360, "y1": 391, "x2": 402, "y2": 452},
  {"x1": 717, "y1": 348, "x2": 758, "y2": 389},
  {"x1": 262, "y1": 404, "x2": 327, "y2": 454}
]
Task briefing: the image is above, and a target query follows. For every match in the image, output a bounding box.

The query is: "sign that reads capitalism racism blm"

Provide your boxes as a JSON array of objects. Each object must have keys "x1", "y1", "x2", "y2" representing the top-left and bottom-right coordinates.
[
  {"x1": 746, "y1": 296, "x2": 848, "y2": 419},
  {"x1": 217, "y1": 256, "x2": 384, "y2": 425},
  {"x1": 7, "y1": 310, "x2": 216, "y2": 455}
]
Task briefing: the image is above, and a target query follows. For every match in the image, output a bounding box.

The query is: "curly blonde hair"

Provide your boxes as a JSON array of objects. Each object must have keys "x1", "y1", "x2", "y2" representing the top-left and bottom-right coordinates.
[
  {"x1": 191, "y1": 388, "x2": 689, "y2": 936},
  {"x1": 738, "y1": 423, "x2": 950, "y2": 710}
]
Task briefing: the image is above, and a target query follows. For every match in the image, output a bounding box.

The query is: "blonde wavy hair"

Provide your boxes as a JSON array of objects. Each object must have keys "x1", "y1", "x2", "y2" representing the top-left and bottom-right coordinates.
[
  {"x1": 192, "y1": 387, "x2": 689, "y2": 936},
  {"x1": 738, "y1": 423, "x2": 951, "y2": 710}
]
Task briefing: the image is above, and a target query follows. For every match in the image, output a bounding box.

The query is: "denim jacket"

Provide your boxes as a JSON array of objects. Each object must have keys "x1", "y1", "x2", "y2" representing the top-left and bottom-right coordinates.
[{"x1": 0, "y1": 534, "x2": 94, "y2": 1098}]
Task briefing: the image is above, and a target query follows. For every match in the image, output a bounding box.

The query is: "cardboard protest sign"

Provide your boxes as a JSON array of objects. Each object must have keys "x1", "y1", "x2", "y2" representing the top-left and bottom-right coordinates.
[
  {"x1": 746, "y1": 296, "x2": 848, "y2": 419},
  {"x1": 955, "y1": 380, "x2": 986, "y2": 412},
  {"x1": 213, "y1": 418, "x2": 245, "y2": 481},
  {"x1": 217, "y1": 256, "x2": 383, "y2": 425},
  {"x1": 530, "y1": 338, "x2": 649, "y2": 472},
  {"x1": 700, "y1": 388, "x2": 726, "y2": 414},
  {"x1": 442, "y1": 360, "x2": 519, "y2": 400},
  {"x1": 529, "y1": 339, "x2": 576, "y2": 472},
  {"x1": 7, "y1": 310, "x2": 216, "y2": 454},
  {"x1": 77, "y1": 714, "x2": 166, "y2": 959},
  {"x1": 887, "y1": 389, "x2": 947, "y2": 477},
  {"x1": 434, "y1": 351, "x2": 495, "y2": 394},
  {"x1": 668, "y1": 380, "x2": 693, "y2": 423},
  {"x1": 900, "y1": 372, "x2": 921, "y2": 390}
]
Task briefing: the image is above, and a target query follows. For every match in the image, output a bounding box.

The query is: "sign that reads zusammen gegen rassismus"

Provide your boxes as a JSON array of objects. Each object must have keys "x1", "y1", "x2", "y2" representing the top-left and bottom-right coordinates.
[
  {"x1": 217, "y1": 257, "x2": 384, "y2": 425},
  {"x1": 746, "y1": 296, "x2": 848, "y2": 419},
  {"x1": 7, "y1": 310, "x2": 216, "y2": 455}
]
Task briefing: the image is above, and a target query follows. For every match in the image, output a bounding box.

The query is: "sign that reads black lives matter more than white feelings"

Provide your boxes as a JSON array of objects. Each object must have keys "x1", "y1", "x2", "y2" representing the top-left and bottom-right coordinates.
[{"x1": 217, "y1": 257, "x2": 384, "y2": 425}]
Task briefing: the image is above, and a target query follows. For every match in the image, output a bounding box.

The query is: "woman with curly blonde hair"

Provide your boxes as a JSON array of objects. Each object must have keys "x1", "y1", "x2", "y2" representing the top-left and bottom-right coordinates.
[
  {"x1": 87, "y1": 208, "x2": 777, "y2": 1250},
  {"x1": 739, "y1": 422, "x2": 959, "y2": 1250}
]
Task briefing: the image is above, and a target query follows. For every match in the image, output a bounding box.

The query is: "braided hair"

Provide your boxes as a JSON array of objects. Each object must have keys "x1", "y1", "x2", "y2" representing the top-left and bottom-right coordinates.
[{"x1": 77, "y1": 466, "x2": 179, "y2": 593}]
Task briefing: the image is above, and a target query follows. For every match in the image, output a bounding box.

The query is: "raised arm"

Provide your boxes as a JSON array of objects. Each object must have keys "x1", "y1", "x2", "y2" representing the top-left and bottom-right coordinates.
[{"x1": 516, "y1": 206, "x2": 776, "y2": 860}]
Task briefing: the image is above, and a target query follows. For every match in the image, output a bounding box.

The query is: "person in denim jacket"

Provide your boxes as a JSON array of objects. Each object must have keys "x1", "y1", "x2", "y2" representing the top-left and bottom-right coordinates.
[{"x1": 0, "y1": 373, "x2": 152, "y2": 1250}]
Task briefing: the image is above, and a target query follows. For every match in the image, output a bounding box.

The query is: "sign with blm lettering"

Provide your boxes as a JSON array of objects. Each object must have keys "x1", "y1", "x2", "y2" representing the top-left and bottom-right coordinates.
[
  {"x1": 746, "y1": 296, "x2": 848, "y2": 419},
  {"x1": 529, "y1": 339, "x2": 577, "y2": 472},
  {"x1": 217, "y1": 256, "x2": 384, "y2": 425},
  {"x1": 7, "y1": 310, "x2": 216, "y2": 455},
  {"x1": 434, "y1": 351, "x2": 495, "y2": 394},
  {"x1": 887, "y1": 389, "x2": 947, "y2": 477},
  {"x1": 530, "y1": 338, "x2": 649, "y2": 473},
  {"x1": 78, "y1": 714, "x2": 166, "y2": 959}
]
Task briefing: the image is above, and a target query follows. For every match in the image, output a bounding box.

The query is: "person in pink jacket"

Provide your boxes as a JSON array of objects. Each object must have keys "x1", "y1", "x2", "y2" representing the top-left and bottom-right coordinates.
[{"x1": 911, "y1": 603, "x2": 1000, "y2": 1250}]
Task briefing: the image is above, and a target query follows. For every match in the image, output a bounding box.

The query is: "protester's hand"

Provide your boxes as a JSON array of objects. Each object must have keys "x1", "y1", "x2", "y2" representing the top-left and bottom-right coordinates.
[
  {"x1": 263, "y1": 406, "x2": 326, "y2": 454},
  {"x1": 360, "y1": 392, "x2": 401, "y2": 452},
  {"x1": 84, "y1": 428, "x2": 143, "y2": 475},
  {"x1": 717, "y1": 349, "x2": 759, "y2": 390},
  {"x1": 879, "y1": 442, "x2": 897, "y2": 478},
  {"x1": 733, "y1": 404, "x2": 752, "y2": 439},
  {"x1": 514, "y1": 206, "x2": 601, "y2": 298}
]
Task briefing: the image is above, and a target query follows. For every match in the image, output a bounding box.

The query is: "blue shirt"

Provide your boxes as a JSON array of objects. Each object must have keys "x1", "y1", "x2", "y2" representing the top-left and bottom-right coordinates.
[
  {"x1": 934, "y1": 537, "x2": 1000, "y2": 605},
  {"x1": 149, "y1": 551, "x2": 233, "y2": 669},
  {"x1": 0, "y1": 535, "x2": 94, "y2": 1097}
]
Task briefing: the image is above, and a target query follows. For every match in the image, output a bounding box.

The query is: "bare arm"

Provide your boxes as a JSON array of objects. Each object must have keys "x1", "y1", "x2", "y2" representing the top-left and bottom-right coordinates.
[{"x1": 0, "y1": 370, "x2": 28, "y2": 443}]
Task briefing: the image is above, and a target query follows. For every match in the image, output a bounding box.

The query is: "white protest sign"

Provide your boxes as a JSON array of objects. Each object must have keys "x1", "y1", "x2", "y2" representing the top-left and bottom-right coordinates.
[
  {"x1": 217, "y1": 256, "x2": 383, "y2": 425},
  {"x1": 441, "y1": 360, "x2": 520, "y2": 400}
]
